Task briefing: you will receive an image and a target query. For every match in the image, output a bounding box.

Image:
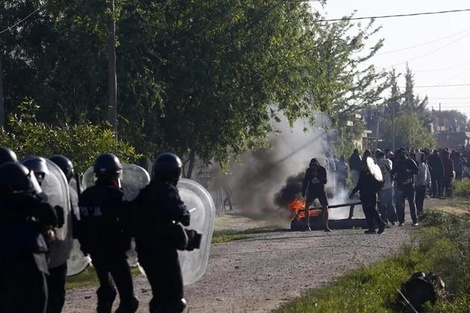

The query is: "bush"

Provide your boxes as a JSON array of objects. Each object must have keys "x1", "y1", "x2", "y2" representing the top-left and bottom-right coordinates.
[
  {"x1": 453, "y1": 178, "x2": 470, "y2": 198},
  {"x1": 0, "y1": 100, "x2": 141, "y2": 172}
]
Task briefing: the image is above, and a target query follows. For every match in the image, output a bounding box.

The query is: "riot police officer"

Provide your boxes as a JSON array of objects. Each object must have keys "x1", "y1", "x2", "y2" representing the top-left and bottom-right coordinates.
[
  {"x1": 0, "y1": 162, "x2": 60, "y2": 313},
  {"x1": 49, "y1": 155, "x2": 75, "y2": 183},
  {"x1": 77, "y1": 153, "x2": 138, "y2": 313},
  {"x1": 0, "y1": 147, "x2": 18, "y2": 165},
  {"x1": 133, "y1": 153, "x2": 193, "y2": 313}
]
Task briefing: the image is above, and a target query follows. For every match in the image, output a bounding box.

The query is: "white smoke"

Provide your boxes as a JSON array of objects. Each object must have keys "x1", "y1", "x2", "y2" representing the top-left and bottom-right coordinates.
[{"x1": 221, "y1": 114, "x2": 352, "y2": 221}]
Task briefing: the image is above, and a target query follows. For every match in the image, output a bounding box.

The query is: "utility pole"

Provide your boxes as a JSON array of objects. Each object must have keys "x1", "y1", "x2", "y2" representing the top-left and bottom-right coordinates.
[
  {"x1": 107, "y1": 0, "x2": 118, "y2": 139},
  {"x1": 0, "y1": 53, "x2": 4, "y2": 128}
]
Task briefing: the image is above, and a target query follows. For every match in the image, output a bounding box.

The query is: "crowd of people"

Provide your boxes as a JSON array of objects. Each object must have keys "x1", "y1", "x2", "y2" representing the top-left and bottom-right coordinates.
[
  {"x1": 0, "y1": 147, "x2": 199, "y2": 313},
  {"x1": 302, "y1": 145, "x2": 467, "y2": 235}
]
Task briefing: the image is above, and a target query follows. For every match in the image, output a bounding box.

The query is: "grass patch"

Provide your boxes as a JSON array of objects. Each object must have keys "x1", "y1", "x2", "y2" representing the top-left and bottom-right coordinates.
[
  {"x1": 274, "y1": 210, "x2": 470, "y2": 313},
  {"x1": 66, "y1": 266, "x2": 141, "y2": 290},
  {"x1": 212, "y1": 226, "x2": 284, "y2": 244}
]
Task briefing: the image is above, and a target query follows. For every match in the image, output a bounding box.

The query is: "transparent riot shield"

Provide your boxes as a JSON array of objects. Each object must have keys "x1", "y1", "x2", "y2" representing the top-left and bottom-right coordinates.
[
  {"x1": 82, "y1": 164, "x2": 150, "y2": 267},
  {"x1": 66, "y1": 178, "x2": 91, "y2": 276},
  {"x1": 21, "y1": 159, "x2": 73, "y2": 269},
  {"x1": 177, "y1": 178, "x2": 216, "y2": 285}
]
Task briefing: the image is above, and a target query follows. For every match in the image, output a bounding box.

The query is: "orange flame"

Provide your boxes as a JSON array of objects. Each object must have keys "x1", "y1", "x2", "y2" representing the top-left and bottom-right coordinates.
[{"x1": 287, "y1": 197, "x2": 320, "y2": 221}]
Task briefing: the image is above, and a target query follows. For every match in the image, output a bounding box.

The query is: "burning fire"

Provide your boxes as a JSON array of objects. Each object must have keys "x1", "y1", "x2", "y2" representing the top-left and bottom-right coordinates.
[{"x1": 287, "y1": 197, "x2": 320, "y2": 221}]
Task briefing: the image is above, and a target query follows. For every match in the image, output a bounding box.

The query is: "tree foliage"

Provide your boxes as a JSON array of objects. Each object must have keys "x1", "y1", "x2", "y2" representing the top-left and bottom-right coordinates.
[
  {"x1": 1, "y1": 1, "x2": 389, "y2": 176},
  {"x1": 0, "y1": 100, "x2": 139, "y2": 173}
]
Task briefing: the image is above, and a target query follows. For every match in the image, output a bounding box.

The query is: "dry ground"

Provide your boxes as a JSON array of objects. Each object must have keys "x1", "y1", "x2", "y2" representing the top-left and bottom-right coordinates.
[{"x1": 63, "y1": 197, "x2": 466, "y2": 313}]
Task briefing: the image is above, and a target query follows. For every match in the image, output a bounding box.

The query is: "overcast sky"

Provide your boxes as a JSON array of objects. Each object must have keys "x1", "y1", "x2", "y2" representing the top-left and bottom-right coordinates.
[{"x1": 311, "y1": 0, "x2": 470, "y2": 117}]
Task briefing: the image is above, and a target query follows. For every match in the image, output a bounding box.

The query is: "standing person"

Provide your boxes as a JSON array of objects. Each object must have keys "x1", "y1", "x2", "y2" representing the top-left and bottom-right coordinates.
[
  {"x1": 348, "y1": 148, "x2": 362, "y2": 185},
  {"x1": 77, "y1": 153, "x2": 138, "y2": 313},
  {"x1": 133, "y1": 153, "x2": 195, "y2": 313},
  {"x1": 335, "y1": 155, "x2": 349, "y2": 190},
  {"x1": 376, "y1": 150, "x2": 397, "y2": 226},
  {"x1": 392, "y1": 148, "x2": 419, "y2": 226},
  {"x1": 301, "y1": 158, "x2": 331, "y2": 232},
  {"x1": 428, "y1": 150, "x2": 444, "y2": 198},
  {"x1": 349, "y1": 151, "x2": 386, "y2": 234},
  {"x1": 451, "y1": 151, "x2": 464, "y2": 181},
  {"x1": 441, "y1": 150, "x2": 455, "y2": 198},
  {"x1": 413, "y1": 151, "x2": 431, "y2": 217},
  {"x1": 0, "y1": 162, "x2": 60, "y2": 313}
]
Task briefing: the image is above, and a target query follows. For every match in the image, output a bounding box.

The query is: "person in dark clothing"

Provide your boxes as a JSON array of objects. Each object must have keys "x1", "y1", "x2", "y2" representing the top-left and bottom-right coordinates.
[
  {"x1": 77, "y1": 153, "x2": 138, "y2": 313},
  {"x1": 348, "y1": 149, "x2": 362, "y2": 185},
  {"x1": 0, "y1": 162, "x2": 60, "y2": 313},
  {"x1": 428, "y1": 150, "x2": 444, "y2": 198},
  {"x1": 349, "y1": 152, "x2": 386, "y2": 234},
  {"x1": 392, "y1": 148, "x2": 419, "y2": 226},
  {"x1": 335, "y1": 155, "x2": 349, "y2": 190},
  {"x1": 441, "y1": 150, "x2": 455, "y2": 198},
  {"x1": 301, "y1": 158, "x2": 331, "y2": 232},
  {"x1": 133, "y1": 153, "x2": 193, "y2": 313}
]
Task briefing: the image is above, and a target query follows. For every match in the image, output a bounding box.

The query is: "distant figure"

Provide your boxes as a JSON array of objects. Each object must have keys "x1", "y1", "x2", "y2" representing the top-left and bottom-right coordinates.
[
  {"x1": 301, "y1": 158, "x2": 331, "y2": 232},
  {"x1": 392, "y1": 148, "x2": 419, "y2": 226},
  {"x1": 335, "y1": 156, "x2": 348, "y2": 190},
  {"x1": 413, "y1": 151, "x2": 431, "y2": 217},
  {"x1": 348, "y1": 149, "x2": 362, "y2": 185},
  {"x1": 376, "y1": 149, "x2": 397, "y2": 226},
  {"x1": 349, "y1": 151, "x2": 386, "y2": 234}
]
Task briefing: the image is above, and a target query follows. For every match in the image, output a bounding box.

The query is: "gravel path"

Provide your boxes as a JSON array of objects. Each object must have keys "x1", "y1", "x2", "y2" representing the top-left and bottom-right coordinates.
[{"x1": 63, "y1": 212, "x2": 413, "y2": 313}]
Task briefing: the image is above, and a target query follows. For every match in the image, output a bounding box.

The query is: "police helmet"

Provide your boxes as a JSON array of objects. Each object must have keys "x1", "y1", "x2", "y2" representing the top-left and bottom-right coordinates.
[
  {"x1": 0, "y1": 147, "x2": 18, "y2": 165},
  {"x1": 0, "y1": 162, "x2": 42, "y2": 196},
  {"x1": 49, "y1": 155, "x2": 74, "y2": 182},
  {"x1": 152, "y1": 153, "x2": 183, "y2": 183},
  {"x1": 93, "y1": 153, "x2": 122, "y2": 180},
  {"x1": 21, "y1": 156, "x2": 49, "y2": 185}
]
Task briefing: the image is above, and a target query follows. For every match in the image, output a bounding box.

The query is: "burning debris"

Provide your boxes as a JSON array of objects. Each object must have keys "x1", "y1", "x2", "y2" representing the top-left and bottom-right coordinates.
[{"x1": 274, "y1": 172, "x2": 366, "y2": 231}]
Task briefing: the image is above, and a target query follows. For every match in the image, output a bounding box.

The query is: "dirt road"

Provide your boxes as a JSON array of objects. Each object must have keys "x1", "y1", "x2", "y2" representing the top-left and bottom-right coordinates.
[{"x1": 63, "y1": 211, "x2": 412, "y2": 313}]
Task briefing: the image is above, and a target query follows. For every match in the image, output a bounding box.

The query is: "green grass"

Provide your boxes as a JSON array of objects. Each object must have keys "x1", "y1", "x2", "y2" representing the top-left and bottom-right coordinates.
[
  {"x1": 274, "y1": 209, "x2": 470, "y2": 313},
  {"x1": 66, "y1": 266, "x2": 141, "y2": 289}
]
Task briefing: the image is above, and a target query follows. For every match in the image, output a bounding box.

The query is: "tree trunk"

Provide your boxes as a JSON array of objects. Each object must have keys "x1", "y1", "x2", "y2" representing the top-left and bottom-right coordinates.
[
  {"x1": 186, "y1": 149, "x2": 197, "y2": 179},
  {"x1": 107, "y1": 0, "x2": 118, "y2": 138},
  {"x1": 0, "y1": 54, "x2": 4, "y2": 128}
]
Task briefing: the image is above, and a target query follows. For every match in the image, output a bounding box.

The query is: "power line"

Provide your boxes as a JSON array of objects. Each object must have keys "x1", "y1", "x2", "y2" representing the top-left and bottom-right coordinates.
[
  {"x1": 412, "y1": 84, "x2": 470, "y2": 88},
  {"x1": 324, "y1": 8, "x2": 470, "y2": 22},
  {"x1": 376, "y1": 27, "x2": 470, "y2": 56},
  {"x1": 0, "y1": 1, "x2": 49, "y2": 35}
]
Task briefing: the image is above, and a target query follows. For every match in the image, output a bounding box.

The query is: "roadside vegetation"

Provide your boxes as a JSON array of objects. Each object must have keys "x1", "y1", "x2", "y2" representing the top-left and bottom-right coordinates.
[{"x1": 274, "y1": 200, "x2": 470, "y2": 313}]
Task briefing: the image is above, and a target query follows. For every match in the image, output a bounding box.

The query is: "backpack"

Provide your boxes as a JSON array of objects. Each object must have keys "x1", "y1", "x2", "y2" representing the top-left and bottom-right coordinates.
[{"x1": 366, "y1": 157, "x2": 384, "y2": 192}]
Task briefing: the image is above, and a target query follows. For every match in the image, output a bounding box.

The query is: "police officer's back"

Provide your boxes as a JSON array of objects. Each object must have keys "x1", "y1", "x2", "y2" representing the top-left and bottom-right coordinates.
[
  {"x1": 77, "y1": 153, "x2": 138, "y2": 313},
  {"x1": 0, "y1": 162, "x2": 59, "y2": 313},
  {"x1": 133, "y1": 153, "x2": 191, "y2": 313}
]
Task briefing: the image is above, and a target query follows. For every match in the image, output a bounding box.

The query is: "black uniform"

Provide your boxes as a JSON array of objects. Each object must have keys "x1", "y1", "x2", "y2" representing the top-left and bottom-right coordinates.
[
  {"x1": 392, "y1": 155, "x2": 419, "y2": 225},
  {"x1": 301, "y1": 165, "x2": 328, "y2": 207},
  {"x1": 0, "y1": 193, "x2": 58, "y2": 313},
  {"x1": 77, "y1": 182, "x2": 137, "y2": 313},
  {"x1": 350, "y1": 166, "x2": 385, "y2": 234},
  {"x1": 133, "y1": 181, "x2": 190, "y2": 313}
]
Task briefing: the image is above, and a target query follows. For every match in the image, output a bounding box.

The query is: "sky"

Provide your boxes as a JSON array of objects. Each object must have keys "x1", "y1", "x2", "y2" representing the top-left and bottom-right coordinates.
[{"x1": 310, "y1": 0, "x2": 470, "y2": 118}]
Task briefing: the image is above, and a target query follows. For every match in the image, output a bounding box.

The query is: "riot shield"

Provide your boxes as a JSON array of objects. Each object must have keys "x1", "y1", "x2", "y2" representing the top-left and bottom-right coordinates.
[
  {"x1": 22, "y1": 158, "x2": 73, "y2": 269},
  {"x1": 177, "y1": 178, "x2": 216, "y2": 285},
  {"x1": 82, "y1": 163, "x2": 150, "y2": 267},
  {"x1": 66, "y1": 179, "x2": 91, "y2": 276}
]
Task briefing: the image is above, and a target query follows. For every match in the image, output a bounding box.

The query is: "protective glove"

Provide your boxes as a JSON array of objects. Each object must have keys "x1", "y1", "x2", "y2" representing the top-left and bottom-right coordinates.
[
  {"x1": 185, "y1": 229, "x2": 202, "y2": 251},
  {"x1": 170, "y1": 223, "x2": 189, "y2": 250}
]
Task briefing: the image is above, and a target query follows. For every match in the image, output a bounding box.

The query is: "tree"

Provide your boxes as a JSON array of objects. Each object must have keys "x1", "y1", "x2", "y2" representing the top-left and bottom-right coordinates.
[{"x1": 0, "y1": 100, "x2": 139, "y2": 173}]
